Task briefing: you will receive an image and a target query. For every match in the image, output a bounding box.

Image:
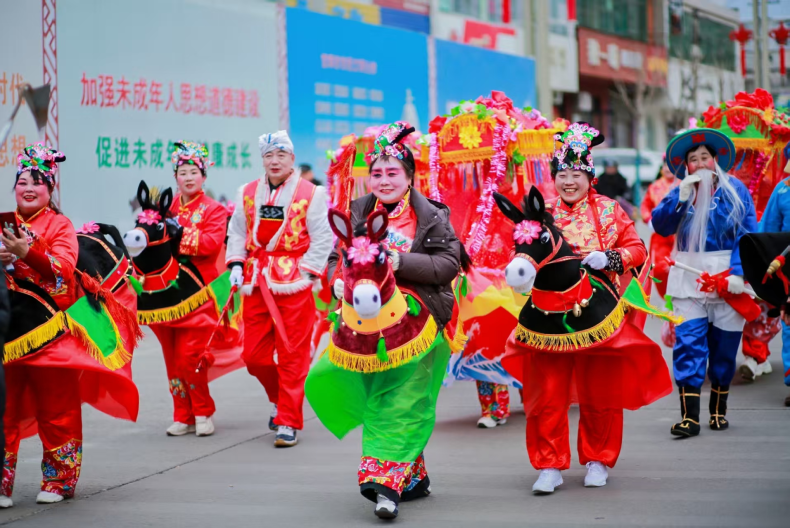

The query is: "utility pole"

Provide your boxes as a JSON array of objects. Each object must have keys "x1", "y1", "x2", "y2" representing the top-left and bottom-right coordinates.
[
  {"x1": 760, "y1": 0, "x2": 771, "y2": 89},
  {"x1": 523, "y1": 0, "x2": 551, "y2": 115}
]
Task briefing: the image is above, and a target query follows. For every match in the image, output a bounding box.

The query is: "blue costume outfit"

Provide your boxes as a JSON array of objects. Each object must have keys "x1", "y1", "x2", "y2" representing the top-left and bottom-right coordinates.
[
  {"x1": 653, "y1": 178, "x2": 757, "y2": 391},
  {"x1": 757, "y1": 175, "x2": 790, "y2": 386}
]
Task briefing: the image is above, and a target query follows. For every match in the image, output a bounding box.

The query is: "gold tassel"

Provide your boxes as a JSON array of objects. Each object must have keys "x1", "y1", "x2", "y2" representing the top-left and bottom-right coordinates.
[
  {"x1": 516, "y1": 302, "x2": 627, "y2": 352},
  {"x1": 65, "y1": 315, "x2": 133, "y2": 371},
  {"x1": 3, "y1": 312, "x2": 68, "y2": 363},
  {"x1": 444, "y1": 318, "x2": 468, "y2": 354},
  {"x1": 138, "y1": 289, "x2": 210, "y2": 325},
  {"x1": 328, "y1": 316, "x2": 439, "y2": 373}
]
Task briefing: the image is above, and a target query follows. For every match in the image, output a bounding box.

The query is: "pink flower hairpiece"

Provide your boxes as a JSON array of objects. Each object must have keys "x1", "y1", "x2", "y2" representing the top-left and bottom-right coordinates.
[
  {"x1": 514, "y1": 220, "x2": 542, "y2": 245},
  {"x1": 347, "y1": 237, "x2": 380, "y2": 265},
  {"x1": 77, "y1": 221, "x2": 100, "y2": 234},
  {"x1": 138, "y1": 209, "x2": 162, "y2": 226}
]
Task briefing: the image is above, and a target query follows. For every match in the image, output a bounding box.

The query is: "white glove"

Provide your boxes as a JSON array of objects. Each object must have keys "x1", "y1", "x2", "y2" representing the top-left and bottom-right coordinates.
[
  {"x1": 726, "y1": 275, "x2": 745, "y2": 295},
  {"x1": 229, "y1": 266, "x2": 243, "y2": 288},
  {"x1": 678, "y1": 174, "x2": 701, "y2": 202},
  {"x1": 582, "y1": 251, "x2": 609, "y2": 270},
  {"x1": 333, "y1": 278, "x2": 345, "y2": 299},
  {"x1": 389, "y1": 250, "x2": 401, "y2": 271}
]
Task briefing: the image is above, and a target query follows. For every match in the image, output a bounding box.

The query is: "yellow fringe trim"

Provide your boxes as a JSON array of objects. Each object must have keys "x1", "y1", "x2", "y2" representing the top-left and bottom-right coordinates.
[
  {"x1": 515, "y1": 301, "x2": 627, "y2": 352},
  {"x1": 138, "y1": 288, "x2": 210, "y2": 325},
  {"x1": 508, "y1": 129, "x2": 557, "y2": 157},
  {"x1": 3, "y1": 312, "x2": 68, "y2": 364},
  {"x1": 444, "y1": 318, "x2": 468, "y2": 354},
  {"x1": 439, "y1": 146, "x2": 495, "y2": 164},
  {"x1": 731, "y1": 137, "x2": 770, "y2": 151},
  {"x1": 65, "y1": 315, "x2": 133, "y2": 371},
  {"x1": 328, "y1": 316, "x2": 438, "y2": 373}
]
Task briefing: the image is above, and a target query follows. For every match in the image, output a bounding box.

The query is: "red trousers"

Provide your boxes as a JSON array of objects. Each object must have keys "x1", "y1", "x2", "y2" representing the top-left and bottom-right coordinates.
[
  {"x1": 526, "y1": 354, "x2": 623, "y2": 470},
  {"x1": 242, "y1": 287, "x2": 316, "y2": 430},
  {"x1": 649, "y1": 233, "x2": 675, "y2": 299},
  {"x1": 152, "y1": 324, "x2": 216, "y2": 423},
  {"x1": 3, "y1": 366, "x2": 83, "y2": 498}
]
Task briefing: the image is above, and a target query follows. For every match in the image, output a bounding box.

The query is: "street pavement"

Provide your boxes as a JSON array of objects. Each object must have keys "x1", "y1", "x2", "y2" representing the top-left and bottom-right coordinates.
[{"x1": 0, "y1": 318, "x2": 788, "y2": 527}]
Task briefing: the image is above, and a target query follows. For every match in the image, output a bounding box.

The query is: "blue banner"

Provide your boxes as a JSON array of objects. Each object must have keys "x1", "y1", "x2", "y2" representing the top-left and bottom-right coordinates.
[
  {"x1": 435, "y1": 40, "x2": 536, "y2": 115},
  {"x1": 286, "y1": 8, "x2": 429, "y2": 177}
]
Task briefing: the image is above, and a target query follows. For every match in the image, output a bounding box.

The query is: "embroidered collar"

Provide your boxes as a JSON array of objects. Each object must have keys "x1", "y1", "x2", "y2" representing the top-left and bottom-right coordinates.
[
  {"x1": 555, "y1": 195, "x2": 589, "y2": 215},
  {"x1": 376, "y1": 189, "x2": 411, "y2": 219},
  {"x1": 15, "y1": 206, "x2": 50, "y2": 225},
  {"x1": 179, "y1": 191, "x2": 204, "y2": 211},
  {"x1": 531, "y1": 269, "x2": 594, "y2": 314}
]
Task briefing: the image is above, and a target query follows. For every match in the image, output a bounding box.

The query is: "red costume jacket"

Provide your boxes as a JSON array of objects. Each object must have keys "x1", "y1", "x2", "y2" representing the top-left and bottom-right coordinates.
[{"x1": 169, "y1": 192, "x2": 227, "y2": 285}]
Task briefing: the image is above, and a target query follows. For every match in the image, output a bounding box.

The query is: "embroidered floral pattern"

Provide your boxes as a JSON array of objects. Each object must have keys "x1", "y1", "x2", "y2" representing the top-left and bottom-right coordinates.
[
  {"x1": 1, "y1": 451, "x2": 18, "y2": 497},
  {"x1": 347, "y1": 238, "x2": 380, "y2": 265},
  {"x1": 179, "y1": 226, "x2": 200, "y2": 256},
  {"x1": 477, "y1": 381, "x2": 511, "y2": 421},
  {"x1": 358, "y1": 453, "x2": 428, "y2": 494},
  {"x1": 170, "y1": 378, "x2": 187, "y2": 399},
  {"x1": 41, "y1": 439, "x2": 82, "y2": 498}
]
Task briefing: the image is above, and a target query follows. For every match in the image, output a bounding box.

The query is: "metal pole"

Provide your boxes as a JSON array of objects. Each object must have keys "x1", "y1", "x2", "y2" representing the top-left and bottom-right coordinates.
[
  {"x1": 754, "y1": 0, "x2": 763, "y2": 88},
  {"x1": 760, "y1": 0, "x2": 771, "y2": 89}
]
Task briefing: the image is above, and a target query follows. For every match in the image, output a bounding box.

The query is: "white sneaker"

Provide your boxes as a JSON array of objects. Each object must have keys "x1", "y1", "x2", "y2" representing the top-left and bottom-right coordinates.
[
  {"x1": 274, "y1": 425, "x2": 297, "y2": 447},
  {"x1": 36, "y1": 491, "x2": 64, "y2": 504},
  {"x1": 758, "y1": 360, "x2": 773, "y2": 375},
  {"x1": 268, "y1": 405, "x2": 278, "y2": 431},
  {"x1": 374, "y1": 494, "x2": 398, "y2": 519},
  {"x1": 532, "y1": 468, "x2": 563, "y2": 494},
  {"x1": 584, "y1": 461, "x2": 609, "y2": 487},
  {"x1": 0, "y1": 495, "x2": 13, "y2": 508},
  {"x1": 166, "y1": 422, "x2": 196, "y2": 436},
  {"x1": 195, "y1": 416, "x2": 215, "y2": 437},
  {"x1": 477, "y1": 416, "x2": 507, "y2": 428},
  {"x1": 739, "y1": 357, "x2": 759, "y2": 381}
]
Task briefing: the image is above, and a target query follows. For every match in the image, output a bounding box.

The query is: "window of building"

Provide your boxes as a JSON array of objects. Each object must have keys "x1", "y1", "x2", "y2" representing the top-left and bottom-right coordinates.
[
  {"x1": 669, "y1": 12, "x2": 736, "y2": 71},
  {"x1": 439, "y1": 0, "x2": 521, "y2": 24},
  {"x1": 577, "y1": 0, "x2": 648, "y2": 43}
]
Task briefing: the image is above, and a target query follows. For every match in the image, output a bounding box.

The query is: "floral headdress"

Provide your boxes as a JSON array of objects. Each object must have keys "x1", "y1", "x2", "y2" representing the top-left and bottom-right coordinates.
[
  {"x1": 368, "y1": 121, "x2": 416, "y2": 164},
  {"x1": 553, "y1": 122, "x2": 600, "y2": 173},
  {"x1": 171, "y1": 141, "x2": 214, "y2": 173},
  {"x1": 16, "y1": 142, "x2": 66, "y2": 187}
]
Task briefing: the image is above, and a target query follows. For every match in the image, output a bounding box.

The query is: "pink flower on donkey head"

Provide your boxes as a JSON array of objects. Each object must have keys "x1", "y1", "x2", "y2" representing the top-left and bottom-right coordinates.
[
  {"x1": 347, "y1": 237, "x2": 380, "y2": 265},
  {"x1": 77, "y1": 221, "x2": 100, "y2": 234},
  {"x1": 514, "y1": 220, "x2": 542, "y2": 244},
  {"x1": 137, "y1": 210, "x2": 162, "y2": 225}
]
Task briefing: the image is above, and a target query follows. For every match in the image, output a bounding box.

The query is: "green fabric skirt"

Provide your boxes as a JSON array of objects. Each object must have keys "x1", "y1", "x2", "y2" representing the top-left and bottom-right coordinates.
[{"x1": 305, "y1": 335, "x2": 451, "y2": 462}]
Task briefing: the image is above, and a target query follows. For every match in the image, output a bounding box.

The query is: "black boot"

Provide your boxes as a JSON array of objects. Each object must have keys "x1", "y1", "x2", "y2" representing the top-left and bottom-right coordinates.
[
  {"x1": 671, "y1": 387, "x2": 701, "y2": 437},
  {"x1": 709, "y1": 385, "x2": 730, "y2": 431}
]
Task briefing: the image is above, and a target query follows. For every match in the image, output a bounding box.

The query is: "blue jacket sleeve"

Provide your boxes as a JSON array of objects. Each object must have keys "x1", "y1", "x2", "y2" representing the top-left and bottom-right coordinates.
[
  {"x1": 651, "y1": 187, "x2": 689, "y2": 237},
  {"x1": 730, "y1": 184, "x2": 758, "y2": 276},
  {"x1": 758, "y1": 180, "x2": 786, "y2": 233}
]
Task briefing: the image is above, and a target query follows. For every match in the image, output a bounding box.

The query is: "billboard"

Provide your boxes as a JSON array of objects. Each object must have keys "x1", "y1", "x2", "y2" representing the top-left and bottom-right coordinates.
[
  {"x1": 435, "y1": 39, "x2": 536, "y2": 115},
  {"x1": 286, "y1": 7, "x2": 429, "y2": 176}
]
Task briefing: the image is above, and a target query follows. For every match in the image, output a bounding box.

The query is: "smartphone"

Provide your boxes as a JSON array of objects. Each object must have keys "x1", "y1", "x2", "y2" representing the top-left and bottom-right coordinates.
[{"x1": 0, "y1": 212, "x2": 20, "y2": 238}]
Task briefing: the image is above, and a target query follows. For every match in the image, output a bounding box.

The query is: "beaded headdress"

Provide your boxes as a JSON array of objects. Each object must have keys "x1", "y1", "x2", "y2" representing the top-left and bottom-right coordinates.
[
  {"x1": 553, "y1": 122, "x2": 600, "y2": 173},
  {"x1": 368, "y1": 121, "x2": 415, "y2": 164},
  {"x1": 171, "y1": 141, "x2": 214, "y2": 173},
  {"x1": 16, "y1": 142, "x2": 66, "y2": 187}
]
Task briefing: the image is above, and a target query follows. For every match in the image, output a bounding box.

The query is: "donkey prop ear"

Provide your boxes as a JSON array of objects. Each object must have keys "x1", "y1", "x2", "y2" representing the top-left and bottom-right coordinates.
[
  {"x1": 137, "y1": 181, "x2": 151, "y2": 210},
  {"x1": 493, "y1": 192, "x2": 525, "y2": 224},
  {"x1": 366, "y1": 208, "x2": 389, "y2": 242},
  {"x1": 159, "y1": 187, "x2": 173, "y2": 218},
  {"x1": 525, "y1": 186, "x2": 545, "y2": 219},
  {"x1": 328, "y1": 208, "x2": 353, "y2": 246}
]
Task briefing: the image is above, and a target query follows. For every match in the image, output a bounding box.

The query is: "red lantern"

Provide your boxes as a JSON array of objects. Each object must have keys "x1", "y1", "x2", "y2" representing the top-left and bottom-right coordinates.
[
  {"x1": 770, "y1": 22, "x2": 790, "y2": 76},
  {"x1": 730, "y1": 24, "x2": 753, "y2": 78}
]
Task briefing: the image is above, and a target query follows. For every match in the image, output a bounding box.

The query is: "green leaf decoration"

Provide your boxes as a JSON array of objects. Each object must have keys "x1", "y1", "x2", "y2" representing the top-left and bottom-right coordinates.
[
  {"x1": 562, "y1": 312, "x2": 574, "y2": 333},
  {"x1": 129, "y1": 276, "x2": 143, "y2": 295},
  {"x1": 327, "y1": 311, "x2": 338, "y2": 333},
  {"x1": 512, "y1": 149, "x2": 526, "y2": 165}
]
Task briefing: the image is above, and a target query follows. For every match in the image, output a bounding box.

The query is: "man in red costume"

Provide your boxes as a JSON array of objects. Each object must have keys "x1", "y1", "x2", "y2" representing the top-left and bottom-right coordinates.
[
  {"x1": 641, "y1": 158, "x2": 679, "y2": 299},
  {"x1": 226, "y1": 131, "x2": 333, "y2": 447}
]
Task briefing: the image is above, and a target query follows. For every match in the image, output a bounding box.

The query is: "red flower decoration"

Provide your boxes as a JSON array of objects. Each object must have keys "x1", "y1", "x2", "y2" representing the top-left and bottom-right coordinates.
[
  {"x1": 727, "y1": 112, "x2": 749, "y2": 134},
  {"x1": 429, "y1": 116, "x2": 447, "y2": 134},
  {"x1": 513, "y1": 220, "x2": 543, "y2": 245},
  {"x1": 733, "y1": 88, "x2": 774, "y2": 110},
  {"x1": 702, "y1": 105, "x2": 721, "y2": 124}
]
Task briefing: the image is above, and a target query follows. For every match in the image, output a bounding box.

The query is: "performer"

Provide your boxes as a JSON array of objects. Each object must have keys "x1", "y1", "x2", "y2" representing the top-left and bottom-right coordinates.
[
  {"x1": 305, "y1": 122, "x2": 464, "y2": 519},
  {"x1": 653, "y1": 129, "x2": 757, "y2": 437},
  {"x1": 503, "y1": 123, "x2": 671, "y2": 494},
  {"x1": 741, "y1": 146, "x2": 790, "y2": 402},
  {"x1": 149, "y1": 142, "x2": 233, "y2": 437},
  {"x1": 1, "y1": 143, "x2": 139, "y2": 506},
  {"x1": 226, "y1": 131, "x2": 332, "y2": 447},
  {"x1": 641, "y1": 158, "x2": 679, "y2": 299}
]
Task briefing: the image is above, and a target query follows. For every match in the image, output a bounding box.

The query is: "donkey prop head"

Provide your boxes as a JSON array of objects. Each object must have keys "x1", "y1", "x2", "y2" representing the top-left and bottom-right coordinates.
[
  {"x1": 123, "y1": 181, "x2": 175, "y2": 274},
  {"x1": 328, "y1": 207, "x2": 395, "y2": 320},
  {"x1": 493, "y1": 187, "x2": 581, "y2": 295}
]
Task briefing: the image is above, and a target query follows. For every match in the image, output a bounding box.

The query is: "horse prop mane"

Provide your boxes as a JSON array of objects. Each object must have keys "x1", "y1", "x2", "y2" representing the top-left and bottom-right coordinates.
[{"x1": 325, "y1": 207, "x2": 438, "y2": 373}]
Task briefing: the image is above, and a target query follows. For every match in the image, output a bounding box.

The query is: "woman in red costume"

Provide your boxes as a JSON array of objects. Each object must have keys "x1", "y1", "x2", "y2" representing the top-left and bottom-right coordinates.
[
  {"x1": 152, "y1": 142, "x2": 236, "y2": 438},
  {"x1": 640, "y1": 158, "x2": 678, "y2": 299},
  {"x1": 501, "y1": 123, "x2": 672, "y2": 494},
  {"x1": 0, "y1": 143, "x2": 138, "y2": 507}
]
